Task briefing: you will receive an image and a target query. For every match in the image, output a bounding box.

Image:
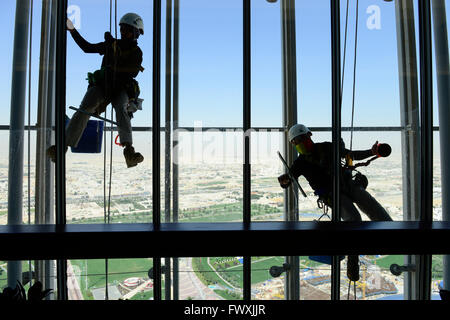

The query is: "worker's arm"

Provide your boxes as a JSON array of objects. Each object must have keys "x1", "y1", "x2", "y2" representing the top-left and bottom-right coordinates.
[
  {"x1": 278, "y1": 157, "x2": 303, "y2": 189},
  {"x1": 344, "y1": 141, "x2": 379, "y2": 161},
  {"x1": 67, "y1": 19, "x2": 105, "y2": 54}
]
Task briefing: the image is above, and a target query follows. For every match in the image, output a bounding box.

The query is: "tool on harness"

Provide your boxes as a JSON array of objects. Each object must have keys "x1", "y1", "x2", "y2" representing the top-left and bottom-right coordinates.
[
  {"x1": 314, "y1": 188, "x2": 332, "y2": 220},
  {"x1": 87, "y1": 67, "x2": 106, "y2": 87}
]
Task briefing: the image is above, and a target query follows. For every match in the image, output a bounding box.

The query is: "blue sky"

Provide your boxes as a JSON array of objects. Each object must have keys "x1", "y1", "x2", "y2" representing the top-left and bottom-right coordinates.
[{"x1": 0, "y1": 0, "x2": 447, "y2": 143}]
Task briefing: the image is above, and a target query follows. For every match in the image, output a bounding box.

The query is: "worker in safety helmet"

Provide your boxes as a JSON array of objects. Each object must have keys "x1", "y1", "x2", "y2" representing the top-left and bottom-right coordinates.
[
  {"x1": 278, "y1": 124, "x2": 393, "y2": 282},
  {"x1": 48, "y1": 13, "x2": 145, "y2": 168}
]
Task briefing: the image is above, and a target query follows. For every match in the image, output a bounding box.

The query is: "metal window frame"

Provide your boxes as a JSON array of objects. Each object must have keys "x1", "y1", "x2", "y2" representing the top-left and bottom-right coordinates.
[
  {"x1": 243, "y1": 0, "x2": 252, "y2": 301},
  {"x1": 54, "y1": 0, "x2": 68, "y2": 301},
  {"x1": 418, "y1": 0, "x2": 433, "y2": 300},
  {"x1": 152, "y1": 0, "x2": 162, "y2": 301},
  {"x1": 330, "y1": 0, "x2": 342, "y2": 301}
]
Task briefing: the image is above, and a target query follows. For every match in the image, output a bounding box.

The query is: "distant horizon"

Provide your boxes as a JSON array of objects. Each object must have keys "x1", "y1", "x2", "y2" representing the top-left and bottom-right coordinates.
[{"x1": 0, "y1": 129, "x2": 441, "y2": 165}]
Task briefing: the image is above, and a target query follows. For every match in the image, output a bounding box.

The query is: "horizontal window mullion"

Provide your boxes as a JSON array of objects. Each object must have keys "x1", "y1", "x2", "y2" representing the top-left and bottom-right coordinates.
[{"x1": 0, "y1": 221, "x2": 449, "y2": 260}]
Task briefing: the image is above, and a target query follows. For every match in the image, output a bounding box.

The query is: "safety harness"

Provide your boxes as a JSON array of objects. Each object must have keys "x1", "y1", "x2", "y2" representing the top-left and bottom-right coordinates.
[{"x1": 86, "y1": 38, "x2": 144, "y2": 118}]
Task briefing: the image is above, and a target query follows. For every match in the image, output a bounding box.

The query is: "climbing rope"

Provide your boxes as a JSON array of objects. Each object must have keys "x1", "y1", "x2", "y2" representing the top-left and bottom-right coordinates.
[
  {"x1": 341, "y1": 0, "x2": 359, "y2": 152},
  {"x1": 340, "y1": 0, "x2": 350, "y2": 108},
  {"x1": 340, "y1": 1, "x2": 362, "y2": 301},
  {"x1": 349, "y1": 0, "x2": 359, "y2": 152},
  {"x1": 347, "y1": 280, "x2": 357, "y2": 300}
]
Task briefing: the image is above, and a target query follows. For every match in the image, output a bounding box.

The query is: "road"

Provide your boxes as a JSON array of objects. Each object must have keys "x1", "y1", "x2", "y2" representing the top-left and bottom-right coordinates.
[
  {"x1": 67, "y1": 261, "x2": 84, "y2": 300},
  {"x1": 178, "y1": 258, "x2": 222, "y2": 300}
]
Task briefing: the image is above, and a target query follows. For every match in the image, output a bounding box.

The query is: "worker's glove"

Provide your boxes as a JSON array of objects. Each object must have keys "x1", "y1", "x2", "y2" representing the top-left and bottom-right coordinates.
[
  {"x1": 371, "y1": 140, "x2": 379, "y2": 156},
  {"x1": 66, "y1": 19, "x2": 75, "y2": 32},
  {"x1": 278, "y1": 174, "x2": 291, "y2": 189}
]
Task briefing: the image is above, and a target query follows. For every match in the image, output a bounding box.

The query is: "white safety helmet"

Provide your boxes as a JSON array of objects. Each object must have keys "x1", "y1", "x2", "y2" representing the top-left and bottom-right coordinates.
[
  {"x1": 120, "y1": 13, "x2": 144, "y2": 35},
  {"x1": 288, "y1": 124, "x2": 311, "y2": 142}
]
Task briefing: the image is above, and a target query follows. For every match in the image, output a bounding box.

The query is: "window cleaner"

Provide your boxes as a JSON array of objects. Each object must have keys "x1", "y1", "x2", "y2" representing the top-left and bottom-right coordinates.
[{"x1": 47, "y1": 13, "x2": 145, "y2": 168}]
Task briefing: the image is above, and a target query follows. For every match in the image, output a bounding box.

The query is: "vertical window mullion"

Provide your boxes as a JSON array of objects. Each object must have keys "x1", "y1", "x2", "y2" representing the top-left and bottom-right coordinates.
[
  {"x1": 55, "y1": 0, "x2": 68, "y2": 301},
  {"x1": 330, "y1": 0, "x2": 342, "y2": 301},
  {"x1": 418, "y1": 0, "x2": 433, "y2": 300},
  {"x1": 243, "y1": 0, "x2": 251, "y2": 301},
  {"x1": 153, "y1": 0, "x2": 162, "y2": 301},
  {"x1": 172, "y1": 0, "x2": 180, "y2": 301}
]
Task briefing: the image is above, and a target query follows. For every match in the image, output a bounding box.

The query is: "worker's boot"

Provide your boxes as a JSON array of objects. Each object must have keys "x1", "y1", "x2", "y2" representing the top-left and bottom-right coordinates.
[
  {"x1": 123, "y1": 145, "x2": 144, "y2": 168},
  {"x1": 347, "y1": 255, "x2": 360, "y2": 282},
  {"x1": 46, "y1": 145, "x2": 68, "y2": 163}
]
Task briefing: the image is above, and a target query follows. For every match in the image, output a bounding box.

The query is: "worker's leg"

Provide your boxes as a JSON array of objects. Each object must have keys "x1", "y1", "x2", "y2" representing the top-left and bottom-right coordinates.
[
  {"x1": 110, "y1": 89, "x2": 133, "y2": 145},
  {"x1": 66, "y1": 86, "x2": 106, "y2": 147},
  {"x1": 111, "y1": 90, "x2": 143, "y2": 168},
  {"x1": 352, "y1": 186, "x2": 393, "y2": 221},
  {"x1": 340, "y1": 193, "x2": 362, "y2": 222},
  {"x1": 340, "y1": 193, "x2": 361, "y2": 282}
]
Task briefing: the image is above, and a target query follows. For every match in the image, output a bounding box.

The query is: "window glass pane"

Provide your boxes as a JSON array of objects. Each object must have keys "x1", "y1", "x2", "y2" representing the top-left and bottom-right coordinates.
[
  {"x1": 339, "y1": 1, "x2": 399, "y2": 128},
  {"x1": 175, "y1": 131, "x2": 243, "y2": 222},
  {"x1": 1, "y1": 1, "x2": 42, "y2": 226},
  {"x1": 341, "y1": 131, "x2": 402, "y2": 221},
  {"x1": 66, "y1": 0, "x2": 153, "y2": 126},
  {"x1": 0, "y1": 1, "x2": 16, "y2": 127},
  {"x1": 182, "y1": 257, "x2": 243, "y2": 300},
  {"x1": 0, "y1": 132, "x2": 7, "y2": 225},
  {"x1": 1, "y1": 260, "x2": 56, "y2": 300},
  {"x1": 0, "y1": 131, "x2": 39, "y2": 226},
  {"x1": 68, "y1": 258, "x2": 153, "y2": 300},
  {"x1": 251, "y1": 131, "x2": 284, "y2": 221},
  {"x1": 65, "y1": 0, "x2": 153, "y2": 224},
  {"x1": 296, "y1": 1, "x2": 331, "y2": 128},
  {"x1": 251, "y1": 0, "x2": 282, "y2": 128},
  {"x1": 178, "y1": 0, "x2": 242, "y2": 127},
  {"x1": 432, "y1": 255, "x2": 445, "y2": 299},
  {"x1": 66, "y1": 131, "x2": 152, "y2": 224},
  {"x1": 340, "y1": 254, "x2": 404, "y2": 300},
  {"x1": 251, "y1": 256, "x2": 285, "y2": 300}
]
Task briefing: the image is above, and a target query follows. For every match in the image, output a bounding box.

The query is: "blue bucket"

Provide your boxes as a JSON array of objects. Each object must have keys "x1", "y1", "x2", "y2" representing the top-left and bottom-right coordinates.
[{"x1": 66, "y1": 118, "x2": 104, "y2": 153}]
